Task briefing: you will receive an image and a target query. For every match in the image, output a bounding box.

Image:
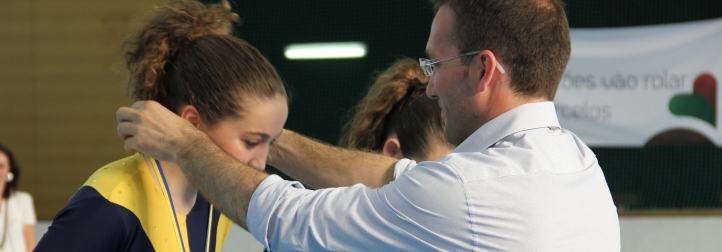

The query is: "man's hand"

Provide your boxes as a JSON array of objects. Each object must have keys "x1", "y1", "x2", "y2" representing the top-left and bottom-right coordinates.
[
  {"x1": 118, "y1": 101, "x2": 265, "y2": 228},
  {"x1": 116, "y1": 101, "x2": 200, "y2": 162}
]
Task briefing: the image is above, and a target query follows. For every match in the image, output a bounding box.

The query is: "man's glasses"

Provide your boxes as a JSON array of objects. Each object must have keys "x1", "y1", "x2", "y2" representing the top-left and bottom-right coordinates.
[{"x1": 419, "y1": 50, "x2": 506, "y2": 76}]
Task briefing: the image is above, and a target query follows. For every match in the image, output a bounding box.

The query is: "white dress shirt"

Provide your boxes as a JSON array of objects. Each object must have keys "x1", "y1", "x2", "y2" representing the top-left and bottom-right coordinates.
[{"x1": 248, "y1": 102, "x2": 620, "y2": 251}]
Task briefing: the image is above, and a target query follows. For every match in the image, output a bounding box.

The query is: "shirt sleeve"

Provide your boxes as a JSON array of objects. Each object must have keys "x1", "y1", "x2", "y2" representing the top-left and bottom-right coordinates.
[
  {"x1": 393, "y1": 158, "x2": 417, "y2": 179},
  {"x1": 35, "y1": 186, "x2": 148, "y2": 252},
  {"x1": 16, "y1": 191, "x2": 37, "y2": 225},
  {"x1": 247, "y1": 160, "x2": 471, "y2": 251}
]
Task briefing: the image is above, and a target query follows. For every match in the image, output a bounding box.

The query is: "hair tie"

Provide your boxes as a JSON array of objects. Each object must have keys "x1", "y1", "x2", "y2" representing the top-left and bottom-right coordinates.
[{"x1": 413, "y1": 78, "x2": 428, "y2": 90}]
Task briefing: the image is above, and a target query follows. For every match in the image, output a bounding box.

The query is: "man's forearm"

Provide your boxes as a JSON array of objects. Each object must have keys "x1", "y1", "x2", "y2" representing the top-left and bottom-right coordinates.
[
  {"x1": 175, "y1": 129, "x2": 267, "y2": 229},
  {"x1": 269, "y1": 129, "x2": 397, "y2": 188}
]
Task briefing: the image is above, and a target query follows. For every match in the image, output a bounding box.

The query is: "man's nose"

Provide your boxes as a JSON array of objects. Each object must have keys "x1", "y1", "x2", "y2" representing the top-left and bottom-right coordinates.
[{"x1": 426, "y1": 77, "x2": 439, "y2": 99}]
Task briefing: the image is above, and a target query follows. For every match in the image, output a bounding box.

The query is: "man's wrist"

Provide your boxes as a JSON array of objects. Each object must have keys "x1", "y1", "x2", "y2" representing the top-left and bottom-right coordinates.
[
  {"x1": 174, "y1": 126, "x2": 208, "y2": 165},
  {"x1": 268, "y1": 129, "x2": 293, "y2": 167}
]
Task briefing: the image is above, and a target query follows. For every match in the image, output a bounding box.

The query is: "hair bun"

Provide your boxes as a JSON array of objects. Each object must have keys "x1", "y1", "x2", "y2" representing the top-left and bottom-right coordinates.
[
  {"x1": 162, "y1": 0, "x2": 240, "y2": 47},
  {"x1": 124, "y1": 0, "x2": 241, "y2": 101}
]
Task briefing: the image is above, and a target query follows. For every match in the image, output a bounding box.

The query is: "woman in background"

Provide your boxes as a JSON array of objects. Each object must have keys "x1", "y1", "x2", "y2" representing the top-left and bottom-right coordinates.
[
  {"x1": 339, "y1": 58, "x2": 454, "y2": 162},
  {"x1": 0, "y1": 144, "x2": 37, "y2": 252},
  {"x1": 35, "y1": 0, "x2": 288, "y2": 251}
]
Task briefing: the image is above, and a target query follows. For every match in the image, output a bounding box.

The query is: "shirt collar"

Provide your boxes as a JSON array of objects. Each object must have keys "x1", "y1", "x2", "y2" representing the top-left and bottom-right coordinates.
[{"x1": 454, "y1": 101, "x2": 560, "y2": 152}]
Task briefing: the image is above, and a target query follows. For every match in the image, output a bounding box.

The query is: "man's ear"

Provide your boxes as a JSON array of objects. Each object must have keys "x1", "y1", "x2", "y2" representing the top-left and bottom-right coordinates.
[
  {"x1": 475, "y1": 50, "x2": 499, "y2": 93},
  {"x1": 179, "y1": 105, "x2": 202, "y2": 128},
  {"x1": 381, "y1": 138, "x2": 402, "y2": 158}
]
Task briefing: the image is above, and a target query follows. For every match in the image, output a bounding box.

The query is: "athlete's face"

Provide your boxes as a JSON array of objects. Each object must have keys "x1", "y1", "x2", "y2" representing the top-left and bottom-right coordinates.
[{"x1": 198, "y1": 95, "x2": 288, "y2": 171}]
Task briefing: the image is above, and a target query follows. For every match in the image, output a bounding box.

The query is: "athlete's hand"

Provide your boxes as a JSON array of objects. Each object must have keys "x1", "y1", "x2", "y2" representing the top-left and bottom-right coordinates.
[{"x1": 116, "y1": 101, "x2": 203, "y2": 162}]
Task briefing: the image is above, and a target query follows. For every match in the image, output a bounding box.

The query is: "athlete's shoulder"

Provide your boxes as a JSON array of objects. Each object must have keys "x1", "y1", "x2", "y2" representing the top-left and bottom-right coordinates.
[
  {"x1": 36, "y1": 186, "x2": 153, "y2": 252},
  {"x1": 84, "y1": 153, "x2": 149, "y2": 198},
  {"x1": 11, "y1": 190, "x2": 33, "y2": 201}
]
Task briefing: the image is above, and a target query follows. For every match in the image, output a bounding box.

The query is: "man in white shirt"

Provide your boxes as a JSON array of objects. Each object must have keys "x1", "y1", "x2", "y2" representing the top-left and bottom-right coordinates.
[{"x1": 116, "y1": 0, "x2": 621, "y2": 250}]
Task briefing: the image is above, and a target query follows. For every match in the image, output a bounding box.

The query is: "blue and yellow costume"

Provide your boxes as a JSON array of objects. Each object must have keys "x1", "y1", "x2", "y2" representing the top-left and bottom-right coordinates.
[{"x1": 36, "y1": 153, "x2": 232, "y2": 251}]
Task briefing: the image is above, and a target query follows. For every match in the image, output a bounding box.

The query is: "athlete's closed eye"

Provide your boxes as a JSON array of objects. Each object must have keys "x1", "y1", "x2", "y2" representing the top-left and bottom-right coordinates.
[{"x1": 243, "y1": 139, "x2": 261, "y2": 148}]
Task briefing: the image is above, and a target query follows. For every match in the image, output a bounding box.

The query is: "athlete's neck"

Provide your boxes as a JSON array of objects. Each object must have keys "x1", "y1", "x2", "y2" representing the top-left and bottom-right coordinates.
[{"x1": 145, "y1": 156, "x2": 198, "y2": 216}]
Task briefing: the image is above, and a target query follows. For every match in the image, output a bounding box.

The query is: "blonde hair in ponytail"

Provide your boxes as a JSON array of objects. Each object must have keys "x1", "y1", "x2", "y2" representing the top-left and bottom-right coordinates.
[{"x1": 340, "y1": 58, "x2": 446, "y2": 159}]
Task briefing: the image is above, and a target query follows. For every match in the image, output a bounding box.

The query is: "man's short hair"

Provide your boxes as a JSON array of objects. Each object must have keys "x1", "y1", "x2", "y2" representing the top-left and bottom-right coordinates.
[{"x1": 430, "y1": 0, "x2": 571, "y2": 100}]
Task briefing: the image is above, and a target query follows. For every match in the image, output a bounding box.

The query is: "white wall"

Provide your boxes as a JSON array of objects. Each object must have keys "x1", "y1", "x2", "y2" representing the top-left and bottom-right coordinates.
[
  {"x1": 619, "y1": 216, "x2": 722, "y2": 252},
  {"x1": 36, "y1": 216, "x2": 722, "y2": 251}
]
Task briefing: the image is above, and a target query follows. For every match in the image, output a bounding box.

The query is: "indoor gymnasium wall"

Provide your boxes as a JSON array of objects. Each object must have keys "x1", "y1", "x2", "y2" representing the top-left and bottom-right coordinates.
[{"x1": 0, "y1": 0, "x2": 165, "y2": 219}]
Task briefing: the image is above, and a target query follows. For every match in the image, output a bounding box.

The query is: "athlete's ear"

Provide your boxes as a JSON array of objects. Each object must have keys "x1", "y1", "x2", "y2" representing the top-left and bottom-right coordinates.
[
  {"x1": 179, "y1": 105, "x2": 202, "y2": 128},
  {"x1": 382, "y1": 138, "x2": 402, "y2": 158}
]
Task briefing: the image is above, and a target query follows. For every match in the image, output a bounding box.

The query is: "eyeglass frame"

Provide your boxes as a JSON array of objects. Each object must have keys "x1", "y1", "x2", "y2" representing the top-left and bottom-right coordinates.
[{"x1": 419, "y1": 50, "x2": 506, "y2": 76}]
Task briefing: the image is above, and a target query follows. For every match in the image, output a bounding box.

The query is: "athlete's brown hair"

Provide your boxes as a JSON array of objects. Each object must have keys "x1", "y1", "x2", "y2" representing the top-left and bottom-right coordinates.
[
  {"x1": 340, "y1": 58, "x2": 447, "y2": 160},
  {"x1": 124, "y1": 0, "x2": 286, "y2": 125}
]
